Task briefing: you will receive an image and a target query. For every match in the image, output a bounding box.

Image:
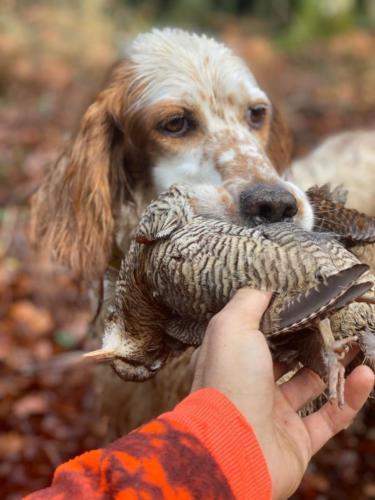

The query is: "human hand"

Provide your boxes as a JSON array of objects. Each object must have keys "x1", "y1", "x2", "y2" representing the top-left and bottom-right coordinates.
[{"x1": 191, "y1": 289, "x2": 374, "y2": 500}]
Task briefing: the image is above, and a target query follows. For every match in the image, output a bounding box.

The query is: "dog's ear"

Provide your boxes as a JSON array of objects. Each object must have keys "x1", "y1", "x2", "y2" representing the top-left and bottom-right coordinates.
[
  {"x1": 30, "y1": 64, "x2": 130, "y2": 280},
  {"x1": 267, "y1": 103, "x2": 293, "y2": 173}
]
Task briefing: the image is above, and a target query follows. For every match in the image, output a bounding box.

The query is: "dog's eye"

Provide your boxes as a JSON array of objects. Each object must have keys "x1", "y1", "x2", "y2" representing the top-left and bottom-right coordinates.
[
  {"x1": 160, "y1": 116, "x2": 190, "y2": 136},
  {"x1": 246, "y1": 106, "x2": 267, "y2": 129}
]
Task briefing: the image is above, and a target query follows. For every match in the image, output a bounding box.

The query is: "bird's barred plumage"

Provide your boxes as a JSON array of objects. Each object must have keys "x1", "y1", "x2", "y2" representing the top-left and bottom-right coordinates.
[{"x1": 97, "y1": 184, "x2": 375, "y2": 386}]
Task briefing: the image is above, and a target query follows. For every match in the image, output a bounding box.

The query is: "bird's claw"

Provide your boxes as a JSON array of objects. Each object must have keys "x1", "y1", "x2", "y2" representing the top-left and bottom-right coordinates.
[{"x1": 325, "y1": 335, "x2": 358, "y2": 408}]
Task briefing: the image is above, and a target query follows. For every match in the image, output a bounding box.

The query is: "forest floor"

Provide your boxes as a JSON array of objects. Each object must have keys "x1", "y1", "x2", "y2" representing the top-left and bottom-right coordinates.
[{"x1": 0, "y1": 8, "x2": 374, "y2": 499}]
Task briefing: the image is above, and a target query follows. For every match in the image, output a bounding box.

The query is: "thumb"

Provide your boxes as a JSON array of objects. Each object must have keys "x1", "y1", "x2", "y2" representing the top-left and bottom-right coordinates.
[{"x1": 219, "y1": 288, "x2": 272, "y2": 330}]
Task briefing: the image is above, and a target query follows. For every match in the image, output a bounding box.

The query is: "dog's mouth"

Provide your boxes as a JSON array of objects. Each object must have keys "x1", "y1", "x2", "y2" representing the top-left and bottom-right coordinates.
[
  {"x1": 283, "y1": 181, "x2": 314, "y2": 231},
  {"x1": 241, "y1": 207, "x2": 309, "y2": 229},
  {"x1": 242, "y1": 213, "x2": 295, "y2": 228}
]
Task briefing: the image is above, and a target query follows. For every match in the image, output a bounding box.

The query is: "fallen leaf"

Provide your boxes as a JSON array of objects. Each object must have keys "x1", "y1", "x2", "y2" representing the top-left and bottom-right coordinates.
[
  {"x1": 9, "y1": 301, "x2": 53, "y2": 337},
  {"x1": 0, "y1": 432, "x2": 24, "y2": 458},
  {"x1": 13, "y1": 394, "x2": 49, "y2": 418}
]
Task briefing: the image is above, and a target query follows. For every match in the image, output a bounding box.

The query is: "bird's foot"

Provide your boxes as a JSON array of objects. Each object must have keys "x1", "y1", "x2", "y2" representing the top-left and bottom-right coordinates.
[{"x1": 325, "y1": 335, "x2": 358, "y2": 408}]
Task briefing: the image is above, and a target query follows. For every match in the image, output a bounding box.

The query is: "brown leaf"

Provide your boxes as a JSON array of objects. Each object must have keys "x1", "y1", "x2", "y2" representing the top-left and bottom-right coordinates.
[
  {"x1": 13, "y1": 394, "x2": 49, "y2": 418},
  {"x1": 363, "y1": 483, "x2": 375, "y2": 498},
  {"x1": 9, "y1": 301, "x2": 53, "y2": 337},
  {"x1": 0, "y1": 432, "x2": 24, "y2": 458},
  {"x1": 300, "y1": 471, "x2": 329, "y2": 493}
]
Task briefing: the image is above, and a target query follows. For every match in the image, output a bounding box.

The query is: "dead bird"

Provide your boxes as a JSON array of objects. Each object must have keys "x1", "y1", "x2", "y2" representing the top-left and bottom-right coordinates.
[{"x1": 85, "y1": 184, "x2": 375, "y2": 406}]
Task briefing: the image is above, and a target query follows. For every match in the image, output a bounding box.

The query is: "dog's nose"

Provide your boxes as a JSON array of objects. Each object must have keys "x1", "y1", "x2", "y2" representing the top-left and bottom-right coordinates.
[{"x1": 240, "y1": 184, "x2": 298, "y2": 223}]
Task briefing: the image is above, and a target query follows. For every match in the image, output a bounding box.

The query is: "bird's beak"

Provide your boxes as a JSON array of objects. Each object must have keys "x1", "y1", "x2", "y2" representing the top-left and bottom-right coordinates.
[{"x1": 82, "y1": 349, "x2": 116, "y2": 363}]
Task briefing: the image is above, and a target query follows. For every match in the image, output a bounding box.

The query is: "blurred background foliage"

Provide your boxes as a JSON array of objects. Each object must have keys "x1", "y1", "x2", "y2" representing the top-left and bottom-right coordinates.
[
  {"x1": 1, "y1": 0, "x2": 375, "y2": 145},
  {"x1": 1, "y1": 1, "x2": 375, "y2": 499},
  {"x1": 1, "y1": 0, "x2": 375, "y2": 72}
]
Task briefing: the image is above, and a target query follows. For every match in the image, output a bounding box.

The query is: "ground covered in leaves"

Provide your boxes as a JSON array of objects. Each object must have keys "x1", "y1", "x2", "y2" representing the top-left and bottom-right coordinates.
[{"x1": 0, "y1": 6, "x2": 374, "y2": 499}]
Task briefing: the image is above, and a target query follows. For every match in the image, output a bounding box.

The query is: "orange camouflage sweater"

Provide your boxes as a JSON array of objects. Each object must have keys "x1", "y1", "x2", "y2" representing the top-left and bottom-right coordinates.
[{"x1": 26, "y1": 388, "x2": 272, "y2": 499}]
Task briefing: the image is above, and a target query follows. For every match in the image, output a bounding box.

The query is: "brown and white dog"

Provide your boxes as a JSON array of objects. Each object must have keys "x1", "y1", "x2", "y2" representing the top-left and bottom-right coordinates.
[
  {"x1": 30, "y1": 28, "x2": 314, "y2": 436},
  {"x1": 31, "y1": 28, "x2": 313, "y2": 280}
]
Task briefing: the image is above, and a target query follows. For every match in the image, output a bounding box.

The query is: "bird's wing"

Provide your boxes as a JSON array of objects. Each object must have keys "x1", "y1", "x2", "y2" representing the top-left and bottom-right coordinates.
[
  {"x1": 263, "y1": 264, "x2": 370, "y2": 336},
  {"x1": 307, "y1": 184, "x2": 375, "y2": 245},
  {"x1": 135, "y1": 185, "x2": 195, "y2": 244}
]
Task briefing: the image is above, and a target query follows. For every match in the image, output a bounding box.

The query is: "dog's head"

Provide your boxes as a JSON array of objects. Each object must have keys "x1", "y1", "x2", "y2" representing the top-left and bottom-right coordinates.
[{"x1": 30, "y1": 28, "x2": 313, "y2": 280}]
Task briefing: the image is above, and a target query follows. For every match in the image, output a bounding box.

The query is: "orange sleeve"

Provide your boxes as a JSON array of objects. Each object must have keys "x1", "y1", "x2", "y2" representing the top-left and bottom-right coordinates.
[{"x1": 25, "y1": 388, "x2": 271, "y2": 500}]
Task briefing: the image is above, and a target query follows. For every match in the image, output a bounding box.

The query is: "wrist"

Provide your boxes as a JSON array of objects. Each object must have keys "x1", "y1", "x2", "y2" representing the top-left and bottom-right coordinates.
[{"x1": 162, "y1": 388, "x2": 272, "y2": 500}]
